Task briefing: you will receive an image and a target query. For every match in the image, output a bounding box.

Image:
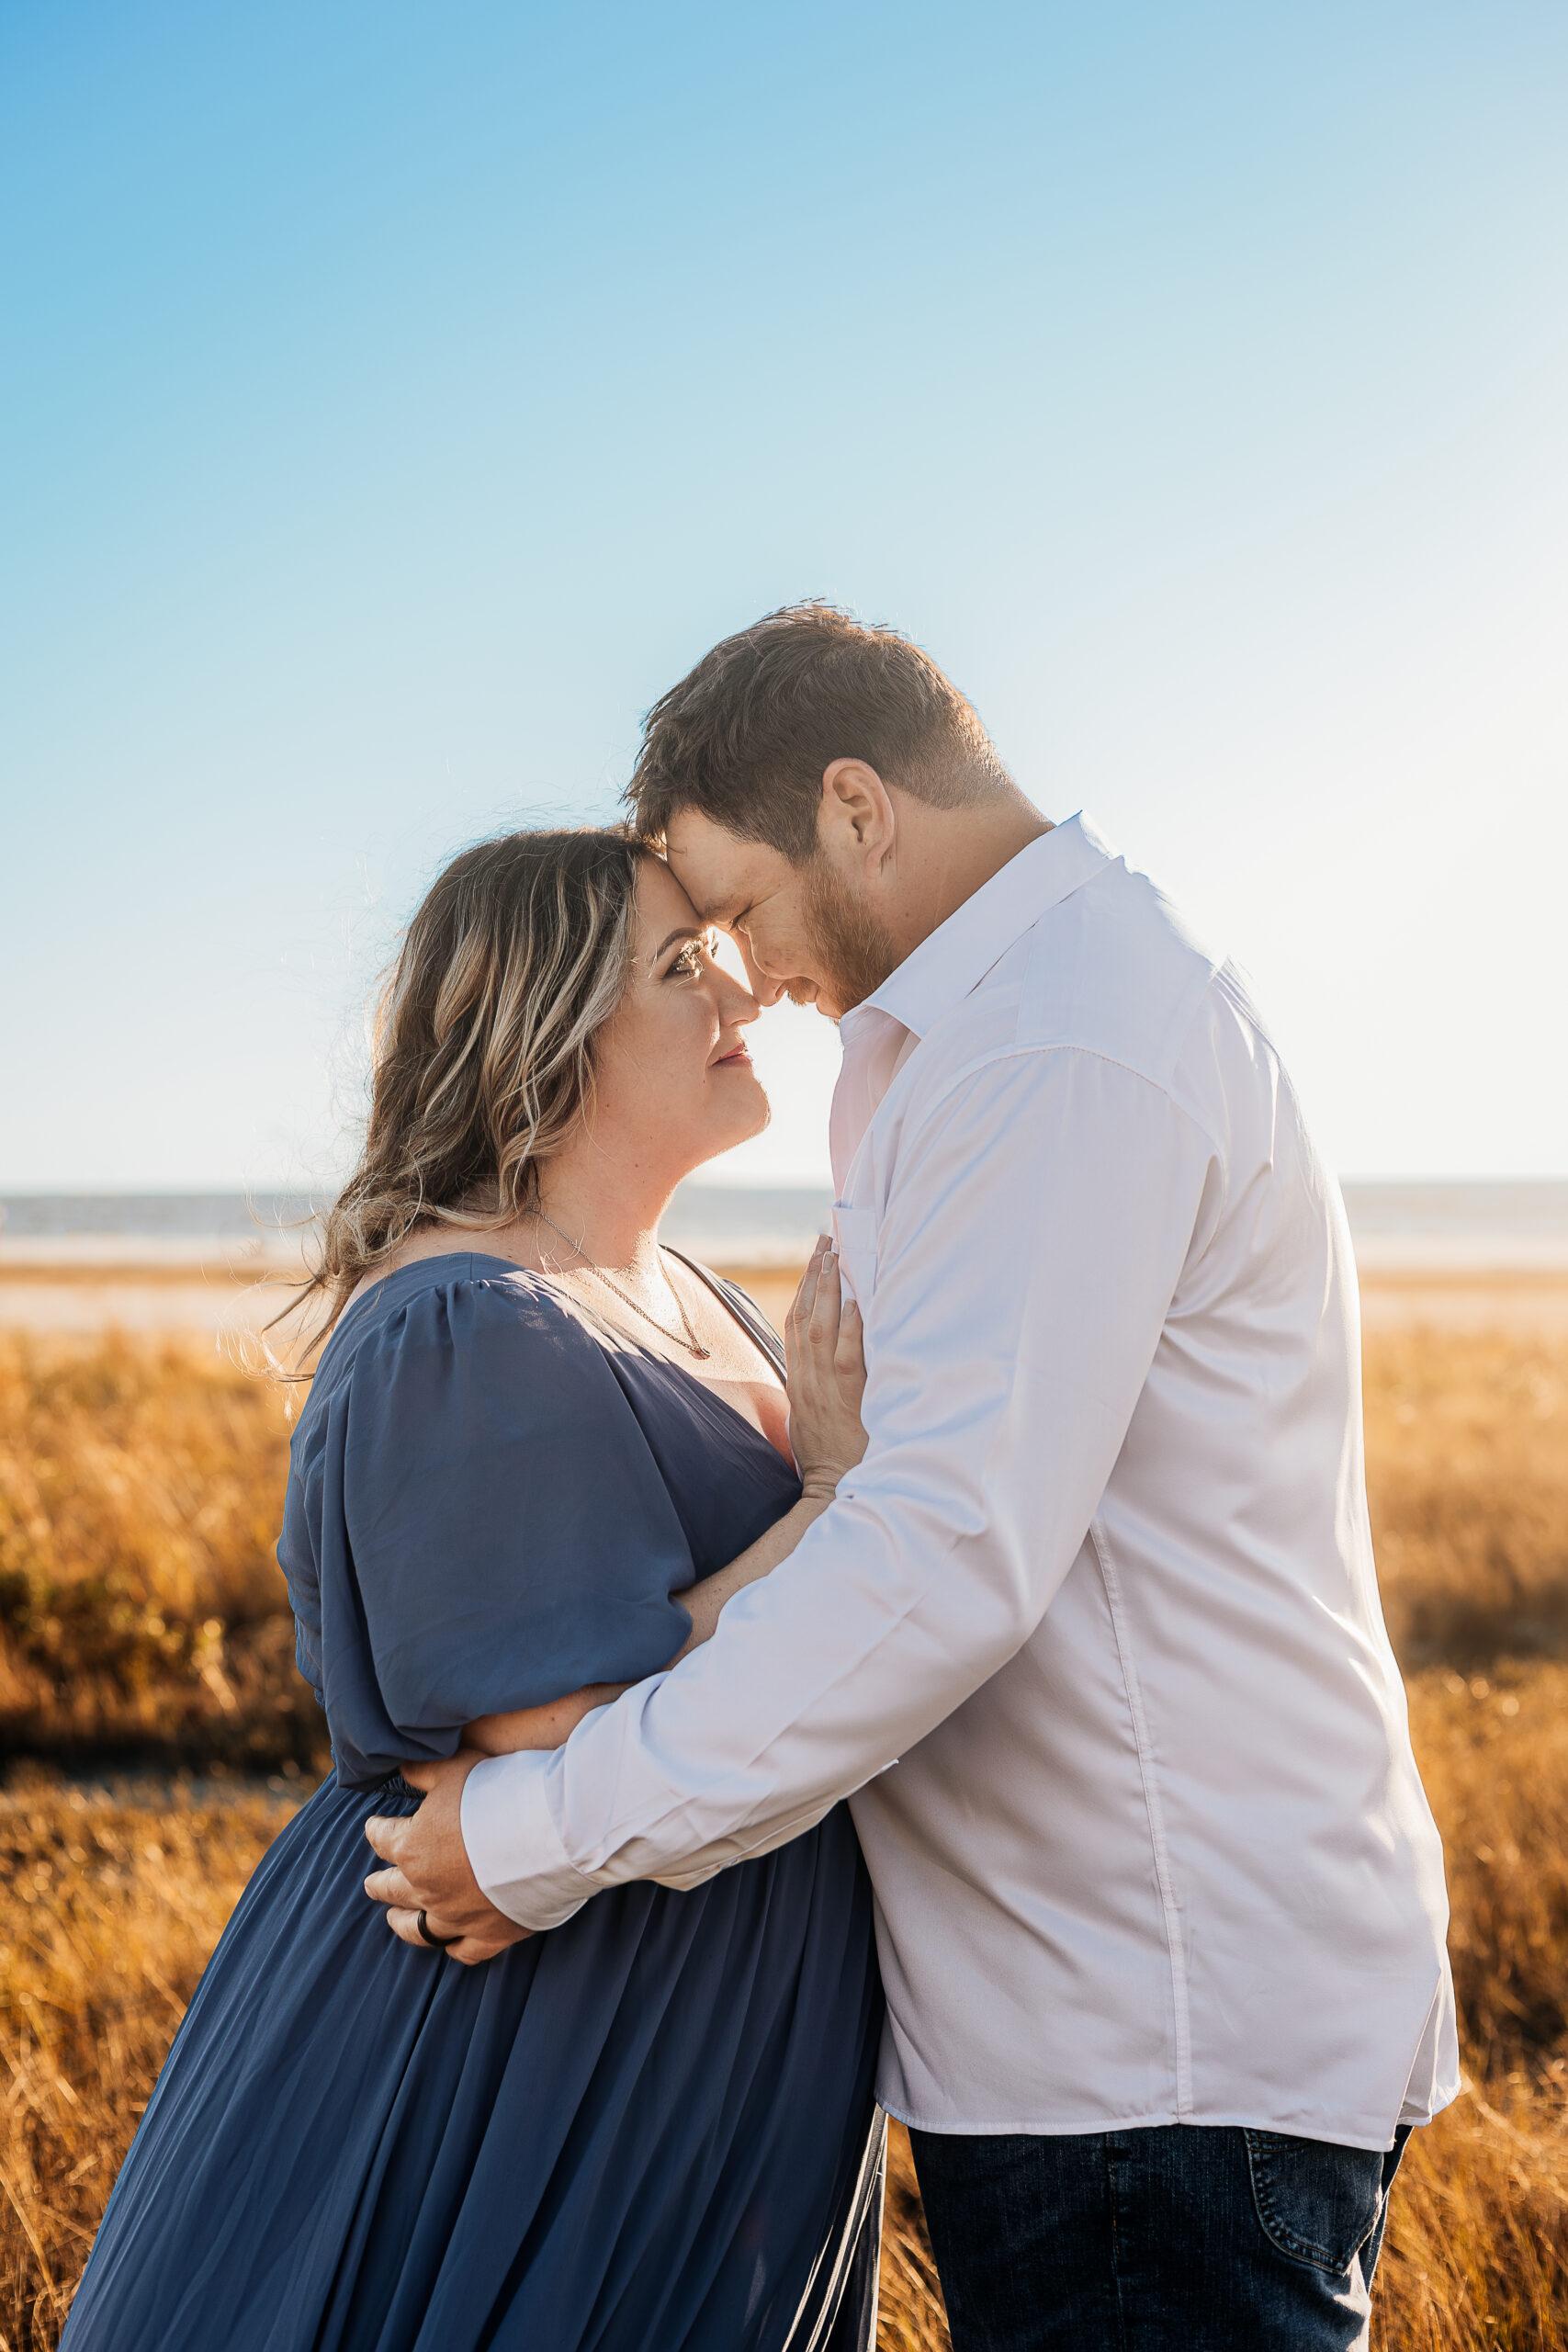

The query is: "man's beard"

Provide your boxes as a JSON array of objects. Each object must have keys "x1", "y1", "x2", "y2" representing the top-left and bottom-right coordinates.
[{"x1": 799, "y1": 854, "x2": 899, "y2": 1018}]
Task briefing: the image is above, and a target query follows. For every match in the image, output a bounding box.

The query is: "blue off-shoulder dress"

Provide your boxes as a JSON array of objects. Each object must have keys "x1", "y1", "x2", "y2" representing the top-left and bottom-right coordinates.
[{"x1": 62, "y1": 1255, "x2": 885, "y2": 2352}]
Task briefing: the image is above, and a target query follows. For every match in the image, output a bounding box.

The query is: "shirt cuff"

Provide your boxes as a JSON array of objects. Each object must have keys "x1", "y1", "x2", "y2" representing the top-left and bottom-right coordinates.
[{"x1": 460, "y1": 1748, "x2": 597, "y2": 1932}]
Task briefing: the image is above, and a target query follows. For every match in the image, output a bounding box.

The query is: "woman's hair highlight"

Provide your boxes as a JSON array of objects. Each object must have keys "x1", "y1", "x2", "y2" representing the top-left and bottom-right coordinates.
[{"x1": 289, "y1": 827, "x2": 644, "y2": 1354}]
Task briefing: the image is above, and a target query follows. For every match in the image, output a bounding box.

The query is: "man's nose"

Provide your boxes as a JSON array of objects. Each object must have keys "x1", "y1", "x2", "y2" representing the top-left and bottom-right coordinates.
[{"x1": 736, "y1": 937, "x2": 788, "y2": 1007}]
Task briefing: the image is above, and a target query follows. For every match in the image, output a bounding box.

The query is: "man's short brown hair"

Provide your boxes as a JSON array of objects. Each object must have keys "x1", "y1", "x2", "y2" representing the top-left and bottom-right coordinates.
[{"x1": 626, "y1": 602, "x2": 1010, "y2": 861}]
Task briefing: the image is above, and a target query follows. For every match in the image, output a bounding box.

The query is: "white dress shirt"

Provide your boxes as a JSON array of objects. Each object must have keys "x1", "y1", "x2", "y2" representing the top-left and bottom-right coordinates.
[{"x1": 464, "y1": 814, "x2": 1459, "y2": 2151}]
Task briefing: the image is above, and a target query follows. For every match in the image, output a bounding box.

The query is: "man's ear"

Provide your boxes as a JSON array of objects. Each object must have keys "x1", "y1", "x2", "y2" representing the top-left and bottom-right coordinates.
[{"x1": 820, "y1": 759, "x2": 896, "y2": 876}]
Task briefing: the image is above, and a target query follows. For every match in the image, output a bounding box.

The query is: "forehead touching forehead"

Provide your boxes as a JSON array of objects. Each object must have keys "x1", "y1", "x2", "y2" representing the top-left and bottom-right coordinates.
[
  {"x1": 663, "y1": 808, "x2": 799, "y2": 922},
  {"x1": 632, "y1": 851, "x2": 703, "y2": 953}
]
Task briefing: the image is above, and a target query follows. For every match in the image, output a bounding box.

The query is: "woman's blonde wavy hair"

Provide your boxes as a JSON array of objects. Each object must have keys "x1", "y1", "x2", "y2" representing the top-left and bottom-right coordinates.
[{"x1": 292, "y1": 826, "x2": 646, "y2": 1352}]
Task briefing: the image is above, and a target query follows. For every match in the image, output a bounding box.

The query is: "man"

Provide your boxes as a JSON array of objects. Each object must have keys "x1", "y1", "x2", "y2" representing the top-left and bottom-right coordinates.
[{"x1": 367, "y1": 604, "x2": 1457, "y2": 2348}]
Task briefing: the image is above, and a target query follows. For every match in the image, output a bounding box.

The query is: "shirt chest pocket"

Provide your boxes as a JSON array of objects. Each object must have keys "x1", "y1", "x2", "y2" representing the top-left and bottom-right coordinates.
[{"x1": 830, "y1": 1204, "x2": 877, "y2": 1308}]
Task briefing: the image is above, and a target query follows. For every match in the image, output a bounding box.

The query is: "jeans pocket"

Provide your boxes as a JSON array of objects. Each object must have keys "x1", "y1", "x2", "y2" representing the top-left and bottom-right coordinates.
[{"x1": 1244, "y1": 2130, "x2": 1387, "y2": 2274}]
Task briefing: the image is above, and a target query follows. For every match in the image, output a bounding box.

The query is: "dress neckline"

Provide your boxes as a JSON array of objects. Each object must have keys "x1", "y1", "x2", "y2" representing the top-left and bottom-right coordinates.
[{"x1": 326, "y1": 1250, "x2": 795, "y2": 1474}]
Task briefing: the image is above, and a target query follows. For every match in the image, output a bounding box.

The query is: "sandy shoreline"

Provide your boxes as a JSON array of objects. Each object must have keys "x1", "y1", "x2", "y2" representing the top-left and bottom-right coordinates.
[{"x1": 5, "y1": 1258, "x2": 1568, "y2": 1337}]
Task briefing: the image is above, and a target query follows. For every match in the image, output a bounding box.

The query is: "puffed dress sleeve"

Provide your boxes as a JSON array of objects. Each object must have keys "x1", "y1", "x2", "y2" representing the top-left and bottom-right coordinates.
[{"x1": 314, "y1": 1274, "x2": 697, "y2": 1788}]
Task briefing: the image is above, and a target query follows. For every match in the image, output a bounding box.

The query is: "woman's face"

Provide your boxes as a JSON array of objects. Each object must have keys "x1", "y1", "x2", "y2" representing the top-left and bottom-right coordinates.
[{"x1": 587, "y1": 854, "x2": 768, "y2": 1180}]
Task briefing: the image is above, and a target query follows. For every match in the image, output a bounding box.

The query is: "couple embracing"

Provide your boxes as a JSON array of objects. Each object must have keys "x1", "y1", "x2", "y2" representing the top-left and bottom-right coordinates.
[{"x1": 63, "y1": 605, "x2": 1457, "y2": 2352}]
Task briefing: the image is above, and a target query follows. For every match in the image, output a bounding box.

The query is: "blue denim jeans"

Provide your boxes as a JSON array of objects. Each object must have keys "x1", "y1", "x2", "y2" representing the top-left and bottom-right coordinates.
[{"x1": 909, "y1": 2121, "x2": 1411, "y2": 2350}]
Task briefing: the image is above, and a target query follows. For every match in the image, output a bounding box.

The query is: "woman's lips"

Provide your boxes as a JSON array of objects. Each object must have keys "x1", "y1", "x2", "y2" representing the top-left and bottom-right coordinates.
[{"x1": 712, "y1": 1045, "x2": 752, "y2": 1067}]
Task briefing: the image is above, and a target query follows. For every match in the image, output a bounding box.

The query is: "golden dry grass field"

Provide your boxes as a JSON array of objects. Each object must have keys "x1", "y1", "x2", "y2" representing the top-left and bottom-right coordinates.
[{"x1": 3, "y1": 1318, "x2": 1567, "y2": 2349}]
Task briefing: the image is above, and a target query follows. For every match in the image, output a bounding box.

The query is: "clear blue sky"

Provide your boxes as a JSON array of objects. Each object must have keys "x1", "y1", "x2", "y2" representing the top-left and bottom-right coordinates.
[{"x1": 4, "y1": 1, "x2": 1564, "y2": 1190}]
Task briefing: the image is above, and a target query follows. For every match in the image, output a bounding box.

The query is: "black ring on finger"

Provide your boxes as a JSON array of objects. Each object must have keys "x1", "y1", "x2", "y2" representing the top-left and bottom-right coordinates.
[{"x1": 416, "y1": 1908, "x2": 460, "y2": 1950}]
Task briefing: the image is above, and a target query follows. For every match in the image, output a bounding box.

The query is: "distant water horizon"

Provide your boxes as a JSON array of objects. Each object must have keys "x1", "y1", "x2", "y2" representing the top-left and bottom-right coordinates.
[{"x1": 3, "y1": 1178, "x2": 1567, "y2": 1272}]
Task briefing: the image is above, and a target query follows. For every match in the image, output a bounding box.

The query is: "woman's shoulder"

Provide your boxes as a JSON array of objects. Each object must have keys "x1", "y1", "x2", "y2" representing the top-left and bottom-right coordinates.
[
  {"x1": 298, "y1": 1255, "x2": 611, "y2": 1435},
  {"x1": 338, "y1": 1250, "x2": 585, "y2": 1345}
]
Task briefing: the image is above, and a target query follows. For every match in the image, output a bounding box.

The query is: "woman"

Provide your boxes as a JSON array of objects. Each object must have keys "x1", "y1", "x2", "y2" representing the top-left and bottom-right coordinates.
[{"x1": 62, "y1": 830, "x2": 884, "y2": 2352}]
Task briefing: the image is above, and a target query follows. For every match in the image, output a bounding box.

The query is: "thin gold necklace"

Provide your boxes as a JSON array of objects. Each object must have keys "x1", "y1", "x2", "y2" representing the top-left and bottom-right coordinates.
[{"x1": 533, "y1": 1208, "x2": 711, "y2": 1362}]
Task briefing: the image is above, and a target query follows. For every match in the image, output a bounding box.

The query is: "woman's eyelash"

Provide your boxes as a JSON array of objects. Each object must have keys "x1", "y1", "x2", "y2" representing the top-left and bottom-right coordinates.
[{"x1": 669, "y1": 937, "x2": 712, "y2": 978}]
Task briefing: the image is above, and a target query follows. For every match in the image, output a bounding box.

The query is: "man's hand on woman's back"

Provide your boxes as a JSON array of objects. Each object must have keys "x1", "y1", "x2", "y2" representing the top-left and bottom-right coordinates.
[{"x1": 365, "y1": 1751, "x2": 532, "y2": 1965}]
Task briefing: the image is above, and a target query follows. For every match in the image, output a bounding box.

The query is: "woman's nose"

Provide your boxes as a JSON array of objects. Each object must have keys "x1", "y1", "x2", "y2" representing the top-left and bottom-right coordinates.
[{"x1": 718, "y1": 967, "x2": 762, "y2": 1024}]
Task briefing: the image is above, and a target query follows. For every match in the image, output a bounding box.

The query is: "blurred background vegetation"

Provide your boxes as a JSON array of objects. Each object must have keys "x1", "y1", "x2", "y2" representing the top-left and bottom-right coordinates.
[{"x1": 3, "y1": 1322, "x2": 1567, "y2": 2348}]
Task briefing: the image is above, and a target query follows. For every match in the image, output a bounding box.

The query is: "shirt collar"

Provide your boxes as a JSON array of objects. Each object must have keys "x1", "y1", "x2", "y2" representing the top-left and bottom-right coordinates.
[{"x1": 850, "y1": 810, "x2": 1115, "y2": 1044}]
